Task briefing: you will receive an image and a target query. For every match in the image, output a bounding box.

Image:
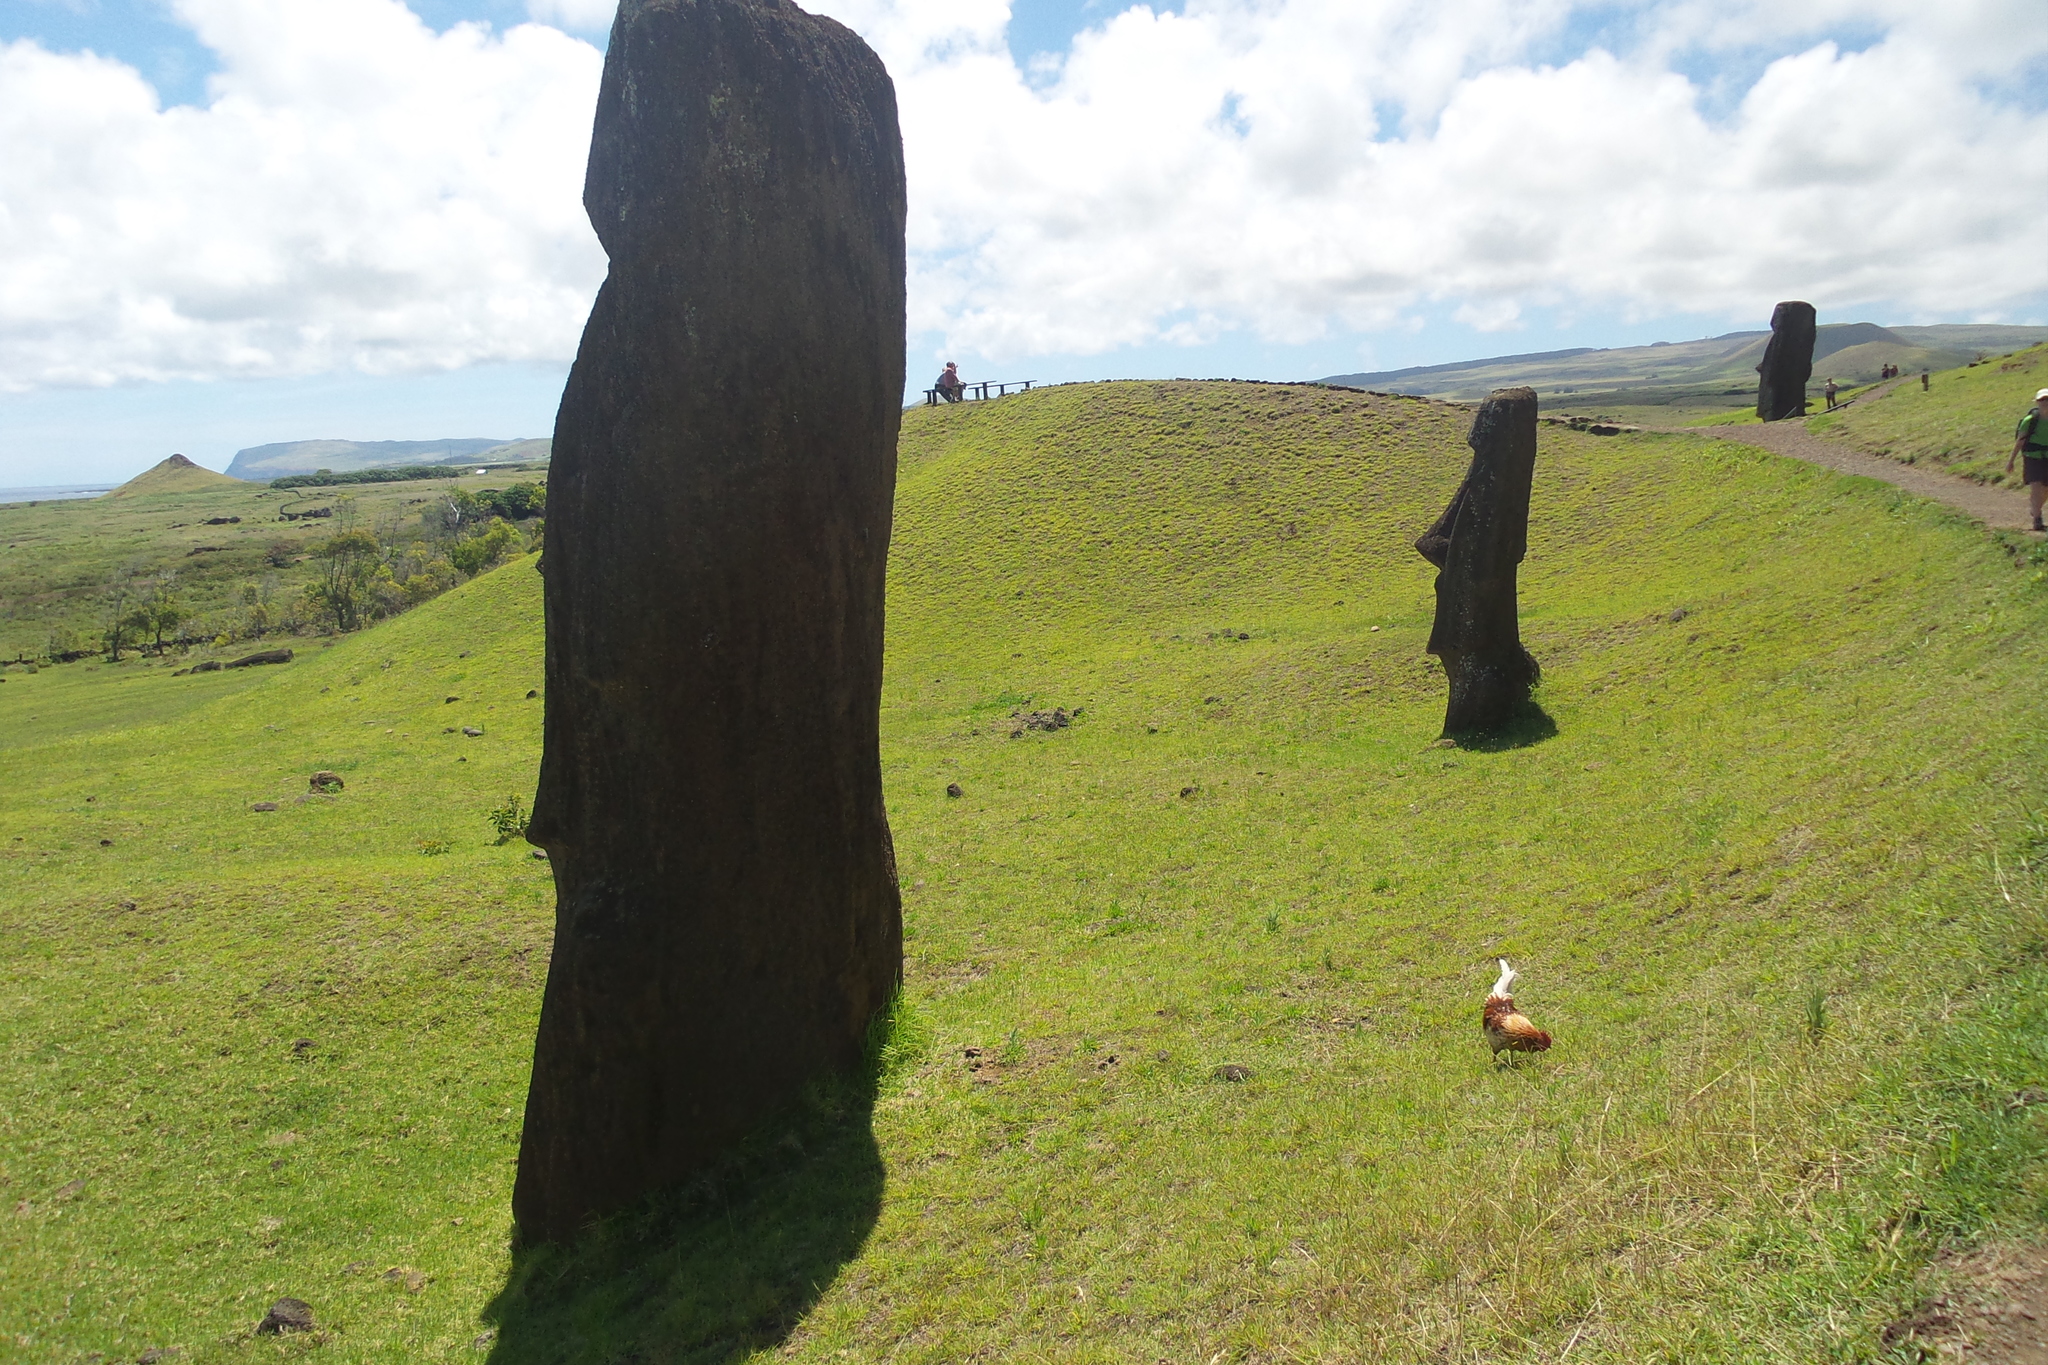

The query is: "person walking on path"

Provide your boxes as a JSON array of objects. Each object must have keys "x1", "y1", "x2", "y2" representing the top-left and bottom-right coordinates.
[
  {"x1": 1824, "y1": 378, "x2": 1839, "y2": 411},
  {"x1": 2009, "y1": 387, "x2": 2048, "y2": 532}
]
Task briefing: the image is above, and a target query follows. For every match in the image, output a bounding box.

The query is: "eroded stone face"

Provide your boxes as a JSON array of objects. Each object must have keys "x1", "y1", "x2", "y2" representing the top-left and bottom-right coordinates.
[
  {"x1": 1757, "y1": 301, "x2": 1817, "y2": 422},
  {"x1": 1415, "y1": 386, "x2": 1541, "y2": 736},
  {"x1": 513, "y1": 0, "x2": 906, "y2": 1247}
]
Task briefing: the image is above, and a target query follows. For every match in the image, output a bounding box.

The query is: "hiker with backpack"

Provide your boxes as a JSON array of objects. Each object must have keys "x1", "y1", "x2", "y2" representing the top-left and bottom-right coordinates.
[{"x1": 2009, "y1": 387, "x2": 2048, "y2": 532}]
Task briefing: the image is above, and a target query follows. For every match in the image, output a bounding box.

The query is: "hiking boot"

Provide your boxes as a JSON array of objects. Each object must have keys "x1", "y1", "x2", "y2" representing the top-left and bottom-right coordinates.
[{"x1": 2035, "y1": 517, "x2": 2045, "y2": 532}]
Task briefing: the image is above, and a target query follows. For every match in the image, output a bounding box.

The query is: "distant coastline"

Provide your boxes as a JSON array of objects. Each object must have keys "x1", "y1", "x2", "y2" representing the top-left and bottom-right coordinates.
[{"x1": 0, "y1": 484, "x2": 116, "y2": 505}]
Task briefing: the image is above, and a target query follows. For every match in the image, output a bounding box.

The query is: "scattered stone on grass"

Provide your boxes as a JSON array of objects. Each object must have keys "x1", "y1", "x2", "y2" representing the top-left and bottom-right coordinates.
[
  {"x1": 251, "y1": 802, "x2": 279, "y2": 813},
  {"x1": 291, "y1": 1039, "x2": 314, "y2": 1055},
  {"x1": 255, "y1": 1297, "x2": 313, "y2": 1334},
  {"x1": 1179, "y1": 786, "x2": 1196, "y2": 797},
  {"x1": 462, "y1": 726, "x2": 483, "y2": 738},
  {"x1": 1212, "y1": 1064, "x2": 1253, "y2": 1082},
  {"x1": 99, "y1": 838, "x2": 113, "y2": 846},
  {"x1": 945, "y1": 782, "x2": 965, "y2": 798},
  {"x1": 382, "y1": 1266, "x2": 429, "y2": 1293},
  {"x1": 526, "y1": 689, "x2": 538, "y2": 699},
  {"x1": 308, "y1": 771, "x2": 344, "y2": 793},
  {"x1": 224, "y1": 648, "x2": 293, "y2": 669},
  {"x1": 445, "y1": 696, "x2": 459, "y2": 703},
  {"x1": 1009, "y1": 707, "x2": 1072, "y2": 737}
]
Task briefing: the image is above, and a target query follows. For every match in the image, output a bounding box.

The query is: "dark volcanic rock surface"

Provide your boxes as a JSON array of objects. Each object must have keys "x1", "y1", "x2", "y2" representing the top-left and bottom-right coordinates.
[
  {"x1": 513, "y1": 0, "x2": 907, "y2": 1245},
  {"x1": 1416, "y1": 386, "x2": 1541, "y2": 735},
  {"x1": 1756, "y1": 300, "x2": 1817, "y2": 421}
]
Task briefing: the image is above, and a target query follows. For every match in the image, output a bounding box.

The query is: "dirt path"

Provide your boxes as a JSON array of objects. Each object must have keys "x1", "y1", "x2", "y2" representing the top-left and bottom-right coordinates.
[
  {"x1": 1885, "y1": 1240, "x2": 2048, "y2": 1362},
  {"x1": 1686, "y1": 416, "x2": 2040, "y2": 534}
]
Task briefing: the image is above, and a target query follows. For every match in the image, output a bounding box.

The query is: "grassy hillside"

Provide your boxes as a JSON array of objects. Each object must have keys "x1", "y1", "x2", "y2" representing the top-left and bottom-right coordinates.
[
  {"x1": 5, "y1": 381, "x2": 2048, "y2": 1363},
  {"x1": 1808, "y1": 343, "x2": 2048, "y2": 486},
  {"x1": 107, "y1": 454, "x2": 245, "y2": 500},
  {"x1": 1321, "y1": 323, "x2": 2048, "y2": 426},
  {"x1": 0, "y1": 467, "x2": 544, "y2": 663},
  {"x1": 221, "y1": 438, "x2": 547, "y2": 482}
]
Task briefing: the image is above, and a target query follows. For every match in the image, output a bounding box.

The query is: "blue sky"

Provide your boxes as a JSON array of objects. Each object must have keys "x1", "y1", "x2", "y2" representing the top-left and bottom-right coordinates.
[{"x1": 2, "y1": 0, "x2": 2045, "y2": 485}]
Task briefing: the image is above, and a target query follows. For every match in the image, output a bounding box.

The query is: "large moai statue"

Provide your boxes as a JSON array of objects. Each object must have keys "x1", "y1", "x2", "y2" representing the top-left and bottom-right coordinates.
[
  {"x1": 1415, "y1": 387, "x2": 1541, "y2": 736},
  {"x1": 513, "y1": 0, "x2": 907, "y2": 1246},
  {"x1": 1755, "y1": 301, "x2": 1817, "y2": 421}
]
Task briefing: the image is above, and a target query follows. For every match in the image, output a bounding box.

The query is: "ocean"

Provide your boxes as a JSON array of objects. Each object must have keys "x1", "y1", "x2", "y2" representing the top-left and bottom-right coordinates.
[{"x1": 0, "y1": 485, "x2": 116, "y2": 505}]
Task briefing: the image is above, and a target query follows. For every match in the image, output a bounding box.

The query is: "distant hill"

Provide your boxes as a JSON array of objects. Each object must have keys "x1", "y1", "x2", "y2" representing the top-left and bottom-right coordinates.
[
  {"x1": 108, "y1": 453, "x2": 243, "y2": 499},
  {"x1": 1316, "y1": 322, "x2": 2048, "y2": 410},
  {"x1": 223, "y1": 437, "x2": 549, "y2": 481}
]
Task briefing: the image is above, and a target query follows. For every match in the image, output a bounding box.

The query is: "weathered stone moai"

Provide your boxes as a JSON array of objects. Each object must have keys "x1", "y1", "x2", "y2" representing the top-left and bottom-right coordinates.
[
  {"x1": 513, "y1": 0, "x2": 907, "y2": 1246},
  {"x1": 1414, "y1": 387, "x2": 1541, "y2": 736},
  {"x1": 1755, "y1": 301, "x2": 1817, "y2": 421}
]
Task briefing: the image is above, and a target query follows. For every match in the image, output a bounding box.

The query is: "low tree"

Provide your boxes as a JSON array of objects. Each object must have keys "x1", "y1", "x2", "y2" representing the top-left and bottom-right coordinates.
[
  {"x1": 449, "y1": 520, "x2": 521, "y2": 578},
  {"x1": 304, "y1": 528, "x2": 384, "y2": 632},
  {"x1": 100, "y1": 574, "x2": 136, "y2": 661},
  {"x1": 132, "y1": 576, "x2": 185, "y2": 654}
]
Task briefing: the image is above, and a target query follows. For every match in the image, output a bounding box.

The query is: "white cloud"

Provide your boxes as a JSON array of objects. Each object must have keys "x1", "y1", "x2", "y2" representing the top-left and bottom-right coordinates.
[
  {"x1": 1, "y1": 0, "x2": 2045, "y2": 391},
  {"x1": 818, "y1": 0, "x2": 2048, "y2": 361},
  {"x1": 525, "y1": 0, "x2": 616, "y2": 31},
  {"x1": 0, "y1": 0, "x2": 605, "y2": 389}
]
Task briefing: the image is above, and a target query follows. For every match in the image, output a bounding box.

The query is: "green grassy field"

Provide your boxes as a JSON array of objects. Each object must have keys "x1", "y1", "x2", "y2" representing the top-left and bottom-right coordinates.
[
  {"x1": 6, "y1": 381, "x2": 2048, "y2": 1363},
  {"x1": 0, "y1": 465, "x2": 545, "y2": 664},
  {"x1": 1809, "y1": 344, "x2": 2048, "y2": 486}
]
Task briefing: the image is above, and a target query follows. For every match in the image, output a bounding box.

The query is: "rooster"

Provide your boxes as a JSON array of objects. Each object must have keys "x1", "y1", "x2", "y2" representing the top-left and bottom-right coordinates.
[{"x1": 1483, "y1": 959, "x2": 1552, "y2": 1058}]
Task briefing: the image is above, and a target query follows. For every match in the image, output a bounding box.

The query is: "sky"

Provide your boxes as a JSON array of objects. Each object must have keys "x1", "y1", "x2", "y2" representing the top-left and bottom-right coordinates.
[{"x1": 2, "y1": 0, "x2": 2046, "y2": 485}]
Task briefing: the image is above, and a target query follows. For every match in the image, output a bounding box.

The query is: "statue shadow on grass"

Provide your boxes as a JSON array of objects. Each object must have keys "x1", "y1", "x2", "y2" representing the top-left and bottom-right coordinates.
[
  {"x1": 484, "y1": 1076, "x2": 884, "y2": 1365},
  {"x1": 1445, "y1": 699, "x2": 1558, "y2": 753}
]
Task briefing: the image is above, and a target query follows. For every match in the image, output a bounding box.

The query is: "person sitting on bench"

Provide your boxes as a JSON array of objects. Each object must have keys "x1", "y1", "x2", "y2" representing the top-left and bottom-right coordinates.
[{"x1": 935, "y1": 361, "x2": 965, "y2": 403}]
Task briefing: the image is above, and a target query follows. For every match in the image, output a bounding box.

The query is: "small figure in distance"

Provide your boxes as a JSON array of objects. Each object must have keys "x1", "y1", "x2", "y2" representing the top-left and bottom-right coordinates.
[
  {"x1": 1824, "y1": 377, "x2": 1839, "y2": 411},
  {"x1": 1922, "y1": 369, "x2": 1930, "y2": 391},
  {"x1": 2008, "y1": 386, "x2": 2048, "y2": 532},
  {"x1": 935, "y1": 361, "x2": 965, "y2": 403}
]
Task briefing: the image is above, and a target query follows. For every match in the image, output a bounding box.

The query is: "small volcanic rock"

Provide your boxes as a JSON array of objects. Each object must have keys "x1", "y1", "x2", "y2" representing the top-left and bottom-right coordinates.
[
  {"x1": 256, "y1": 1297, "x2": 314, "y2": 1334},
  {"x1": 462, "y1": 726, "x2": 483, "y2": 738},
  {"x1": 945, "y1": 782, "x2": 963, "y2": 798},
  {"x1": 308, "y1": 771, "x2": 344, "y2": 793},
  {"x1": 251, "y1": 802, "x2": 279, "y2": 813}
]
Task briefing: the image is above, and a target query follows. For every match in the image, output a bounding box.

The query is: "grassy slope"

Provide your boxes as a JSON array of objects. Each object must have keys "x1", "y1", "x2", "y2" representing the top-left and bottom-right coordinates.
[
  {"x1": 1808, "y1": 343, "x2": 2048, "y2": 486},
  {"x1": 0, "y1": 469, "x2": 540, "y2": 663},
  {"x1": 4, "y1": 381, "x2": 2048, "y2": 1363}
]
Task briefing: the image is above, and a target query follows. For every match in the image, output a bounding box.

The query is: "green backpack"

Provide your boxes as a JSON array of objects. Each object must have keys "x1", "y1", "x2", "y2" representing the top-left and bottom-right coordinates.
[{"x1": 2020, "y1": 410, "x2": 2048, "y2": 452}]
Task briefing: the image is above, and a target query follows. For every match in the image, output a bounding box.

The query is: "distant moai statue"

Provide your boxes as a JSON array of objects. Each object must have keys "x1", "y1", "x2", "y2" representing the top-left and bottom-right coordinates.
[
  {"x1": 513, "y1": 0, "x2": 907, "y2": 1246},
  {"x1": 1414, "y1": 387, "x2": 1542, "y2": 736},
  {"x1": 1756, "y1": 301, "x2": 1817, "y2": 421}
]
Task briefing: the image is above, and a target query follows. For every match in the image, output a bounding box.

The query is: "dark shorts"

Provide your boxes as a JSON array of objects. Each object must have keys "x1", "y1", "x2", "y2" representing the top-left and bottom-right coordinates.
[{"x1": 2026, "y1": 455, "x2": 2048, "y2": 487}]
